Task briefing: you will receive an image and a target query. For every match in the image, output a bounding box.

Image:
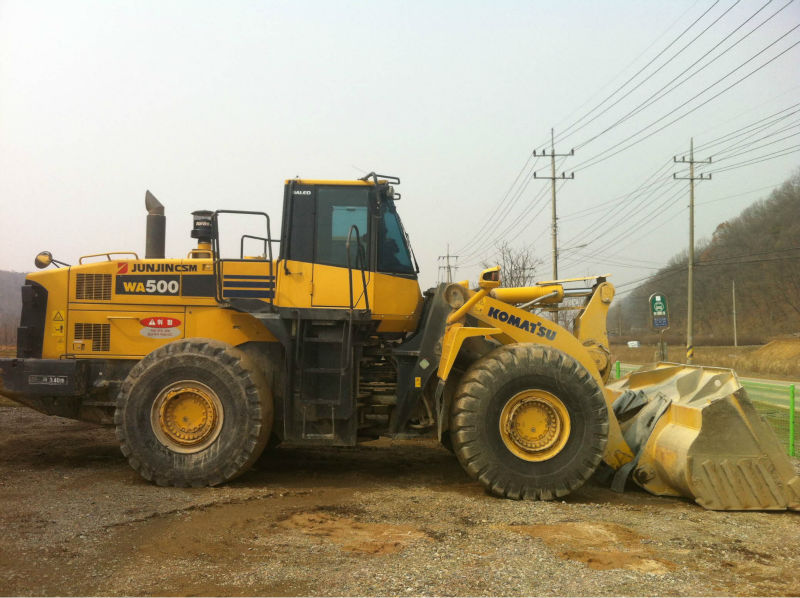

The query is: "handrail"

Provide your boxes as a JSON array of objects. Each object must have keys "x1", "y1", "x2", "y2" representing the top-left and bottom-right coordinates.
[
  {"x1": 211, "y1": 210, "x2": 275, "y2": 308},
  {"x1": 79, "y1": 251, "x2": 139, "y2": 264},
  {"x1": 345, "y1": 225, "x2": 370, "y2": 313}
]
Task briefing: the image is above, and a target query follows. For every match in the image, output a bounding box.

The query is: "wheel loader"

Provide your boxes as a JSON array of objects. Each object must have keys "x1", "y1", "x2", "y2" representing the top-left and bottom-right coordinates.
[{"x1": 1, "y1": 174, "x2": 797, "y2": 510}]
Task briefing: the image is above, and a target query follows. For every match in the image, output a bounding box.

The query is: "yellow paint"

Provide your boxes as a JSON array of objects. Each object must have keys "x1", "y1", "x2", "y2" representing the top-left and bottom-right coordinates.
[
  {"x1": 273, "y1": 260, "x2": 422, "y2": 333},
  {"x1": 498, "y1": 389, "x2": 571, "y2": 461},
  {"x1": 489, "y1": 285, "x2": 564, "y2": 305},
  {"x1": 184, "y1": 307, "x2": 277, "y2": 346},
  {"x1": 50, "y1": 310, "x2": 66, "y2": 337},
  {"x1": 151, "y1": 380, "x2": 224, "y2": 454},
  {"x1": 158, "y1": 386, "x2": 219, "y2": 446},
  {"x1": 437, "y1": 324, "x2": 501, "y2": 381},
  {"x1": 446, "y1": 287, "x2": 635, "y2": 467},
  {"x1": 446, "y1": 288, "x2": 489, "y2": 324},
  {"x1": 537, "y1": 274, "x2": 611, "y2": 284},
  {"x1": 68, "y1": 308, "x2": 184, "y2": 358}
]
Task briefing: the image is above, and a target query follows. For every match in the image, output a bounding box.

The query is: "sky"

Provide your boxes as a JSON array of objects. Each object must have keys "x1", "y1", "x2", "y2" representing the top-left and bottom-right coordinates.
[{"x1": 1, "y1": 0, "x2": 799, "y2": 294}]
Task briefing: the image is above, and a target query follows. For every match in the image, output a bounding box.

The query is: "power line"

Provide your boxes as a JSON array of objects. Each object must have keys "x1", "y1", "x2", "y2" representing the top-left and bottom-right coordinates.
[
  {"x1": 695, "y1": 101, "x2": 800, "y2": 151},
  {"x1": 456, "y1": 172, "x2": 547, "y2": 264},
  {"x1": 452, "y1": 154, "x2": 539, "y2": 254},
  {"x1": 561, "y1": 181, "x2": 687, "y2": 266},
  {"x1": 574, "y1": 0, "x2": 764, "y2": 151},
  {"x1": 551, "y1": 0, "x2": 705, "y2": 138},
  {"x1": 712, "y1": 129, "x2": 800, "y2": 161},
  {"x1": 560, "y1": 161, "x2": 680, "y2": 250},
  {"x1": 694, "y1": 82, "x2": 800, "y2": 141},
  {"x1": 548, "y1": 0, "x2": 724, "y2": 148},
  {"x1": 696, "y1": 180, "x2": 784, "y2": 204},
  {"x1": 437, "y1": 245, "x2": 459, "y2": 284},
  {"x1": 532, "y1": 129, "x2": 575, "y2": 279},
  {"x1": 709, "y1": 143, "x2": 800, "y2": 173},
  {"x1": 707, "y1": 121, "x2": 800, "y2": 159},
  {"x1": 458, "y1": 156, "x2": 570, "y2": 264},
  {"x1": 674, "y1": 137, "x2": 713, "y2": 362},
  {"x1": 613, "y1": 242, "x2": 800, "y2": 297},
  {"x1": 569, "y1": 28, "x2": 800, "y2": 173}
]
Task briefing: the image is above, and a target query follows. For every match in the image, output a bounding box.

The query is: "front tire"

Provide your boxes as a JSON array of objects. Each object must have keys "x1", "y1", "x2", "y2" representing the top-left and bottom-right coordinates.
[
  {"x1": 114, "y1": 338, "x2": 272, "y2": 487},
  {"x1": 450, "y1": 344, "x2": 608, "y2": 500}
]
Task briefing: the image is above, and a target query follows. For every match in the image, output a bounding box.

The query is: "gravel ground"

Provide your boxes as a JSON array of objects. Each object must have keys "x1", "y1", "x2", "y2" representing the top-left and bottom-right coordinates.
[{"x1": 0, "y1": 403, "x2": 798, "y2": 597}]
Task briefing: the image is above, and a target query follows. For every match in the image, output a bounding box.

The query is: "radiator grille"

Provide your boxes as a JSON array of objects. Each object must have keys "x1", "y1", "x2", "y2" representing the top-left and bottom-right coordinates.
[
  {"x1": 75, "y1": 273, "x2": 112, "y2": 301},
  {"x1": 74, "y1": 323, "x2": 110, "y2": 352}
]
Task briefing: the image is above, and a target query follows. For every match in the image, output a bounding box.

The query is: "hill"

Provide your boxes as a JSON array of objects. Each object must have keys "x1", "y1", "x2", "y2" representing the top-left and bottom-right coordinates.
[{"x1": 612, "y1": 168, "x2": 800, "y2": 345}]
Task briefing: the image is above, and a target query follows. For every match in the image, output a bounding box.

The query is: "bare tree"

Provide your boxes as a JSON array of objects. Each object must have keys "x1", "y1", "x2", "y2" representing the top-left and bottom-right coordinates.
[{"x1": 481, "y1": 241, "x2": 543, "y2": 288}]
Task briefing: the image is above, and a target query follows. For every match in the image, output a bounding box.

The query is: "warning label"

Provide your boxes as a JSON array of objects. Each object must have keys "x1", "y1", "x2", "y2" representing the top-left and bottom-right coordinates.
[
  {"x1": 51, "y1": 311, "x2": 65, "y2": 337},
  {"x1": 139, "y1": 316, "x2": 182, "y2": 339}
]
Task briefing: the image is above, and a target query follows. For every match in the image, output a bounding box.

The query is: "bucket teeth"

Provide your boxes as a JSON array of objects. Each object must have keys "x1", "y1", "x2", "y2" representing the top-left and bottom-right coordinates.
[{"x1": 606, "y1": 363, "x2": 799, "y2": 511}]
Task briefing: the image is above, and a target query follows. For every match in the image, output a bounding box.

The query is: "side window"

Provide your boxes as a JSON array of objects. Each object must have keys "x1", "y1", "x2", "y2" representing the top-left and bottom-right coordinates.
[
  {"x1": 378, "y1": 203, "x2": 415, "y2": 274},
  {"x1": 316, "y1": 188, "x2": 370, "y2": 268}
]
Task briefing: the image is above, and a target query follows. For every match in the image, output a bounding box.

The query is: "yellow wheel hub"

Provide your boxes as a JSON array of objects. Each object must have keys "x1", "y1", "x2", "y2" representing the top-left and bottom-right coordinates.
[
  {"x1": 499, "y1": 389, "x2": 571, "y2": 461},
  {"x1": 151, "y1": 381, "x2": 223, "y2": 454}
]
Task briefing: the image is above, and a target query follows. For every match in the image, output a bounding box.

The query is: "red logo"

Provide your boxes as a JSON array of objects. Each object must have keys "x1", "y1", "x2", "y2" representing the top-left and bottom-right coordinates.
[
  {"x1": 117, "y1": 262, "x2": 129, "y2": 274},
  {"x1": 139, "y1": 317, "x2": 181, "y2": 328}
]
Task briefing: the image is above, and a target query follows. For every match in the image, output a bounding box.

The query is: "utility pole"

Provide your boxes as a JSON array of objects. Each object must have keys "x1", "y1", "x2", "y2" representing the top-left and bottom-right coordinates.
[
  {"x1": 732, "y1": 279, "x2": 738, "y2": 348},
  {"x1": 534, "y1": 129, "x2": 574, "y2": 281},
  {"x1": 437, "y1": 244, "x2": 458, "y2": 284},
  {"x1": 673, "y1": 138, "x2": 711, "y2": 364}
]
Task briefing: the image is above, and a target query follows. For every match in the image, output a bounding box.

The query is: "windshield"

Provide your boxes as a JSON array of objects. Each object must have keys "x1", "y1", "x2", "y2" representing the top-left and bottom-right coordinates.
[{"x1": 377, "y1": 198, "x2": 416, "y2": 275}]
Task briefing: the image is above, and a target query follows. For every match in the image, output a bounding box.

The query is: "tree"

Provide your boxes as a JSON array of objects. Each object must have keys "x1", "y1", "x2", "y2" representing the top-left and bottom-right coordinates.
[{"x1": 480, "y1": 241, "x2": 543, "y2": 288}]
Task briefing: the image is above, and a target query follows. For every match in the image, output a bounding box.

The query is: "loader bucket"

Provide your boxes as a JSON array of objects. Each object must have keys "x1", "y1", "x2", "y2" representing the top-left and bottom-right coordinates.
[{"x1": 606, "y1": 363, "x2": 800, "y2": 511}]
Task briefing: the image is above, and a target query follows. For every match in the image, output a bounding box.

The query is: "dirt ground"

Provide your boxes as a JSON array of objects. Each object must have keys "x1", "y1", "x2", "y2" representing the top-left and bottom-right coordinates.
[{"x1": 1, "y1": 403, "x2": 799, "y2": 597}]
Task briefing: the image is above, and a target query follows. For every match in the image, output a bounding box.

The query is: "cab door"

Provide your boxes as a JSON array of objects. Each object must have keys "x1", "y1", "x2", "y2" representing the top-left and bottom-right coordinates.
[{"x1": 311, "y1": 186, "x2": 372, "y2": 309}]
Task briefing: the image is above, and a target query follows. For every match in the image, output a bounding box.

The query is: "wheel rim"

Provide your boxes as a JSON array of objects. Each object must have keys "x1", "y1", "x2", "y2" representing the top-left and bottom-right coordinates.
[
  {"x1": 498, "y1": 389, "x2": 571, "y2": 461},
  {"x1": 150, "y1": 380, "x2": 224, "y2": 454}
]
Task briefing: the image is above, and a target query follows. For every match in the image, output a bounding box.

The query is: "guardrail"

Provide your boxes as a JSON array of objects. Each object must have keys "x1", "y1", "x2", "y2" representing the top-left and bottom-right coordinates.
[{"x1": 614, "y1": 361, "x2": 797, "y2": 457}]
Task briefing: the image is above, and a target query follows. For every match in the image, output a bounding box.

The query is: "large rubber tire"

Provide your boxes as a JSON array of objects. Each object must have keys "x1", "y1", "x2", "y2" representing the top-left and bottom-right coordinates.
[
  {"x1": 450, "y1": 343, "x2": 608, "y2": 500},
  {"x1": 114, "y1": 338, "x2": 272, "y2": 487}
]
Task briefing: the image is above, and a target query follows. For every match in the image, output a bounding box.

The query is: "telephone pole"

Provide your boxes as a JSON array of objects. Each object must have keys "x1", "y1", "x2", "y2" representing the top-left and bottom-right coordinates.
[
  {"x1": 534, "y1": 129, "x2": 574, "y2": 281},
  {"x1": 437, "y1": 244, "x2": 458, "y2": 284},
  {"x1": 732, "y1": 279, "x2": 738, "y2": 347},
  {"x1": 673, "y1": 138, "x2": 711, "y2": 364}
]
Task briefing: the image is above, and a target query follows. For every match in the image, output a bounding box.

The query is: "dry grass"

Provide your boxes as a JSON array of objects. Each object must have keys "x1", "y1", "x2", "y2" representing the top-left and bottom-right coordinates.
[{"x1": 611, "y1": 339, "x2": 800, "y2": 379}]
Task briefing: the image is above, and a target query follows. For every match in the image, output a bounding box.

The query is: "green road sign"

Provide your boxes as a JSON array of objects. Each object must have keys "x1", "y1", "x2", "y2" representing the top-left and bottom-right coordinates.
[{"x1": 649, "y1": 293, "x2": 669, "y2": 329}]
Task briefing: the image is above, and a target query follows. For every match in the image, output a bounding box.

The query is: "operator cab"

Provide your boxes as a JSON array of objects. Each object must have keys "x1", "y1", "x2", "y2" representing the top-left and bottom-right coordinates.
[{"x1": 279, "y1": 174, "x2": 417, "y2": 279}]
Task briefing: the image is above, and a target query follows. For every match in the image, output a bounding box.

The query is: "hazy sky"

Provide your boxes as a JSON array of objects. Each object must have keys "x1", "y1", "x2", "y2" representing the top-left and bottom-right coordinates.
[{"x1": 1, "y1": 0, "x2": 798, "y2": 293}]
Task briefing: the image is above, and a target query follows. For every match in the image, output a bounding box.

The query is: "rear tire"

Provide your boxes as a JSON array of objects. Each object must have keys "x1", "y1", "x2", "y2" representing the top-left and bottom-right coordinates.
[
  {"x1": 114, "y1": 338, "x2": 272, "y2": 487},
  {"x1": 450, "y1": 344, "x2": 608, "y2": 500}
]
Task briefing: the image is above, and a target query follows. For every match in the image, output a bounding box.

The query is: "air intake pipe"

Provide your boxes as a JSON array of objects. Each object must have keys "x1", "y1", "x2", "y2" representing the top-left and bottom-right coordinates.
[{"x1": 145, "y1": 190, "x2": 165, "y2": 259}]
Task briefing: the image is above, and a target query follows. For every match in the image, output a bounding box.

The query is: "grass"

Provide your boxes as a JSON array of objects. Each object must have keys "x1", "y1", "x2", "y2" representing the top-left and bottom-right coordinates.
[
  {"x1": 611, "y1": 345, "x2": 798, "y2": 457},
  {"x1": 610, "y1": 343, "x2": 800, "y2": 379}
]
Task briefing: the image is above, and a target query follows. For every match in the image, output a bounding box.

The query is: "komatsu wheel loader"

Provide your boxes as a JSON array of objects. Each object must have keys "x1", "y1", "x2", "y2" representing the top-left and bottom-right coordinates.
[{"x1": 1, "y1": 174, "x2": 797, "y2": 510}]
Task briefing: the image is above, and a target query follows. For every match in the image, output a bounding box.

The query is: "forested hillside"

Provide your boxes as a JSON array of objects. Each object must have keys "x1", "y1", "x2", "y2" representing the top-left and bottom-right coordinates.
[
  {"x1": 612, "y1": 168, "x2": 800, "y2": 345},
  {"x1": 0, "y1": 271, "x2": 25, "y2": 347}
]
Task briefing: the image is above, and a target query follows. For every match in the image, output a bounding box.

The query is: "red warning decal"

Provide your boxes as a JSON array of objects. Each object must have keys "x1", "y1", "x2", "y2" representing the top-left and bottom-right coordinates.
[{"x1": 139, "y1": 317, "x2": 181, "y2": 328}]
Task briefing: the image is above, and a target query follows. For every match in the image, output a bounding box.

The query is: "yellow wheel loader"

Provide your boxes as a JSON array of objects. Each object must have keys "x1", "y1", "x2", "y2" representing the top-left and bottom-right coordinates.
[{"x1": 1, "y1": 174, "x2": 797, "y2": 509}]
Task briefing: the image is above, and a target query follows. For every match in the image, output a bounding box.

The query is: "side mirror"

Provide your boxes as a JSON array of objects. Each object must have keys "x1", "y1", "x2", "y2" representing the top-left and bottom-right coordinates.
[
  {"x1": 478, "y1": 266, "x2": 501, "y2": 290},
  {"x1": 34, "y1": 251, "x2": 53, "y2": 269}
]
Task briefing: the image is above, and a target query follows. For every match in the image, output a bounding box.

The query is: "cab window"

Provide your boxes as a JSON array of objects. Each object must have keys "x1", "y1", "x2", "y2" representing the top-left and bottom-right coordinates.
[
  {"x1": 378, "y1": 200, "x2": 415, "y2": 274},
  {"x1": 315, "y1": 187, "x2": 370, "y2": 268}
]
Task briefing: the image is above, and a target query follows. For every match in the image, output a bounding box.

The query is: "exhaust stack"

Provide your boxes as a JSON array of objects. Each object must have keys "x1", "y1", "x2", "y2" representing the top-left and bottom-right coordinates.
[{"x1": 145, "y1": 190, "x2": 165, "y2": 259}]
